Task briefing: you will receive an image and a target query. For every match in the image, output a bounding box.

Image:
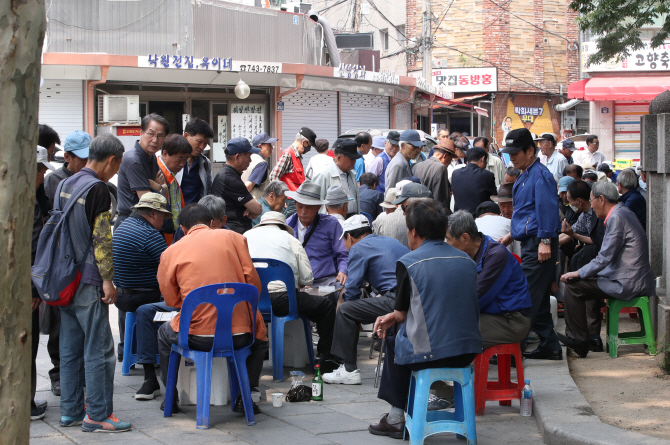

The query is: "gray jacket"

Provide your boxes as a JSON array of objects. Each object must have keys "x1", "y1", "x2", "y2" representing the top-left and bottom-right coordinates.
[
  {"x1": 175, "y1": 154, "x2": 213, "y2": 199},
  {"x1": 578, "y1": 203, "x2": 655, "y2": 300},
  {"x1": 385, "y1": 153, "x2": 412, "y2": 191}
]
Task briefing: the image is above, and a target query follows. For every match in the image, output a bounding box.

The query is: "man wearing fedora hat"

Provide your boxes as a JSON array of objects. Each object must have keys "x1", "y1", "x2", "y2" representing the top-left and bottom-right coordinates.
[
  {"x1": 492, "y1": 182, "x2": 514, "y2": 219},
  {"x1": 412, "y1": 140, "x2": 457, "y2": 212},
  {"x1": 286, "y1": 181, "x2": 349, "y2": 286},
  {"x1": 312, "y1": 138, "x2": 361, "y2": 215},
  {"x1": 244, "y1": 212, "x2": 337, "y2": 364},
  {"x1": 385, "y1": 130, "x2": 424, "y2": 192},
  {"x1": 325, "y1": 185, "x2": 353, "y2": 226}
]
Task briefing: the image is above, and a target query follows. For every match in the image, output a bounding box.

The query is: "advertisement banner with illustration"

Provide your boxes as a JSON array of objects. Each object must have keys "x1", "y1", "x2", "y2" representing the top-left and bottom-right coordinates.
[{"x1": 503, "y1": 100, "x2": 554, "y2": 139}]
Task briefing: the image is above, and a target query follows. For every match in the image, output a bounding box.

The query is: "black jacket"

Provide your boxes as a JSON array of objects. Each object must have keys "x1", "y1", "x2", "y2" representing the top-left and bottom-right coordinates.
[{"x1": 451, "y1": 163, "x2": 497, "y2": 216}]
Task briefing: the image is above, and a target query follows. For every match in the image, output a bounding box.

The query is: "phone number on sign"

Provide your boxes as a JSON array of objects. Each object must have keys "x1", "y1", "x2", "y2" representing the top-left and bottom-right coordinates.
[{"x1": 238, "y1": 64, "x2": 281, "y2": 73}]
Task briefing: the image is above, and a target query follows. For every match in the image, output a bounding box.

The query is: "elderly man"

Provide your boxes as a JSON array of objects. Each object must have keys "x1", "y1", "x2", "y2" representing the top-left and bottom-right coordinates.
[
  {"x1": 374, "y1": 182, "x2": 432, "y2": 249},
  {"x1": 358, "y1": 173, "x2": 384, "y2": 220},
  {"x1": 616, "y1": 168, "x2": 646, "y2": 230},
  {"x1": 157, "y1": 204, "x2": 269, "y2": 414},
  {"x1": 558, "y1": 175, "x2": 579, "y2": 225},
  {"x1": 474, "y1": 136, "x2": 506, "y2": 186},
  {"x1": 252, "y1": 180, "x2": 288, "y2": 226},
  {"x1": 500, "y1": 128, "x2": 562, "y2": 360},
  {"x1": 51, "y1": 135, "x2": 132, "y2": 432},
  {"x1": 598, "y1": 163, "x2": 617, "y2": 183},
  {"x1": 475, "y1": 201, "x2": 510, "y2": 242},
  {"x1": 245, "y1": 212, "x2": 337, "y2": 369},
  {"x1": 365, "y1": 136, "x2": 385, "y2": 172},
  {"x1": 412, "y1": 140, "x2": 456, "y2": 211},
  {"x1": 563, "y1": 164, "x2": 584, "y2": 181},
  {"x1": 242, "y1": 132, "x2": 278, "y2": 199},
  {"x1": 306, "y1": 139, "x2": 333, "y2": 180},
  {"x1": 157, "y1": 135, "x2": 192, "y2": 241},
  {"x1": 369, "y1": 131, "x2": 400, "y2": 193},
  {"x1": 574, "y1": 135, "x2": 606, "y2": 168},
  {"x1": 505, "y1": 166, "x2": 521, "y2": 184},
  {"x1": 45, "y1": 130, "x2": 91, "y2": 206},
  {"x1": 536, "y1": 133, "x2": 567, "y2": 183},
  {"x1": 558, "y1": 182, "x2": 655, "y2": 357},
  {"x1": 112, "y1": 193, "x2": 171, "y2": 400},
  {"x1": 492, "y1": 182, "x2": 514, "y2": 220},
  {"x1": 559, "y1": 139, "x2": 577, "y2": 165},
  {"x1": 354, "y1": 132, "x2": 372, "y2": 182},
  {"x1": 178, "y1": 118, "x2": 214, "y2": 205},
  {"x1": 369, "y1": 200, "x2": 482, "y2": 438},
  {"x1": 211, "y1": 137, "x2": 263, "y2": 234},
  {"x1": 323, "y1": 216, "x2": 409, "y2": 385},
  {"x1": 115, "y1": 113, "x2": 169, "y2": 231},
  {"x1": 313, "y1": 138, "x2": 361, "y2": 215},
  {"x1": 286, "y1": 182, "x2": 349, "y2": 286},
  {"x1": 325, "y1": 186, "x2": 351, "y2": 226},
  {"x1": 385, "y1": 130, "x2": 424, "y2": 192},
  {"x1": 270, "y1": 127, "x2": 317, "y2": 216},
  {"x1": 451, "y1": 146, "x2": 498, "y2": 216},
  {"x1": 447, "y1": 211, "x2": 532, "y2": 349}
]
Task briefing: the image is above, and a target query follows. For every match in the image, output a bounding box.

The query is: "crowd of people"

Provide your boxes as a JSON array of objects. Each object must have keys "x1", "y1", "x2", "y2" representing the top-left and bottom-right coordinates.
[{"x1": 29, "y1": 117, "x2": 653, "y2": 438}]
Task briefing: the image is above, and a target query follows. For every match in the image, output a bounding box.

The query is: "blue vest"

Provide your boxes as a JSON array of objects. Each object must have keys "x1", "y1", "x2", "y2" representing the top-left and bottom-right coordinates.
[
  {"x1": 376, "y1": 152, "x2": 392, "y2": 193},
  {"x1": 476, "y1": 236, "x2": 532, "y2": 314},
  {"x1": 395, "y1": 240, "x2": 483, "y2": 366}
]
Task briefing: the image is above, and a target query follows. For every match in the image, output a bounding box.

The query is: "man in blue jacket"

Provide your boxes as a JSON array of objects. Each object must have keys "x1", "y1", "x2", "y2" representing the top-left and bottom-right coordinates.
[
  {"x1": 616, "y1": 168, "x2": 646, "y2": 230},
  {"x1": 500, "y1": 128, "x2": 562, "y2": 360},
  {"x1": 369, "y1": 200, "x2": 482, "y2": 438}
]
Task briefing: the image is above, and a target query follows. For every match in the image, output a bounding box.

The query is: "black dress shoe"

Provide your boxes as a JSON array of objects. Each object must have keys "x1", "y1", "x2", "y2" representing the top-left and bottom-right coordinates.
[
  {"x1": 589, "y1": 335, "x2": 604, "y2": 352},
  {"x1": 556, "y1": 333, "x2": 589, "y2": 358},
  {"x1": 160, "y1": 397, "x2": 180, "y2": 413},
  {"x1": 51, "y1": 381, "x2": 61, "y2": 397},
  {"x1": 522, "y1": 348, "x2": 563, "y2": 360},
  {"x1": 369, "y1": 414, "x2": 405, "y2": 439},
  {"x1": 233, "y1": 395, "x2": 261, "y2": 414}
]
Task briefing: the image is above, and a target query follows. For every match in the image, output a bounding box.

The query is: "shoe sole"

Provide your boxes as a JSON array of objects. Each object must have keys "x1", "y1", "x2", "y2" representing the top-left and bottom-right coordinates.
[
  {"x1": 31, "y1": 414, "x2": 46, "y2": 421},
  {"x1": 323, "y1": 378, "x2": 362, "y2": 385},
  {"x1": 82, "y1": 424, "x2": 131, "y2": 433},
  {"x1": 134, "y1": 389, "x2": 160, "y2": 400},
  {"x1": 368, "y1": 426, "x2": 404, "y2": 439},
  {"x1": 60, "y1": 420, "x2": 83, "y2": 427}
]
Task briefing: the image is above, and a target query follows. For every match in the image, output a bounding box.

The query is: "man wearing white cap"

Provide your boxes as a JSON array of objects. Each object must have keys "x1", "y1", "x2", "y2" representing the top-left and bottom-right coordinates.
[{"x1": 364, "y1": 136, "x2": 385, "y2": 173}]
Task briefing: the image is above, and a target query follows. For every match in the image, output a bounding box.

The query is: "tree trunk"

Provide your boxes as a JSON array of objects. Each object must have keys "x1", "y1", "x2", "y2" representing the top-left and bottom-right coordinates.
[{"x1": 0, "y1": 1, "x2": 46, "y2": 443}]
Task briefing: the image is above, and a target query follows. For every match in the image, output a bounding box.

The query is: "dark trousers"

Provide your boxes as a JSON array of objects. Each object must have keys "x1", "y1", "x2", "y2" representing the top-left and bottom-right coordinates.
[
  {"x1": 32, "y1": 308, "x2": 40, "y2": 407},
  {"x1": 115, "y1": 288, "x2": 162, "y2": 357},
  {"x1": 377, "y1": 327, "x2": 477, "y2": 409},
  {"x1": 331, "y1": 295, "x2": 396, "y2": 366},
  {"x1": 136, "y1": 301, "x2": 176, "y2": 365},
  {"x1": 564, "y1": 279, "x2": 613, "y2": 342},
  {"x1": 569, "y1": 249, "x2": 603, "y2": 337},
  {"x1": 270, "y1": 290, "x2": 336, "y2": 356},
  {"x1": 157, "y1": 322, "x2": 269, "y2": 390},
  {"x1": 47, "y1": 305, "x2": 61, "y2": 383},
  {"x1": 520, "y1": 237, "x2": 561, "y2": 353}
]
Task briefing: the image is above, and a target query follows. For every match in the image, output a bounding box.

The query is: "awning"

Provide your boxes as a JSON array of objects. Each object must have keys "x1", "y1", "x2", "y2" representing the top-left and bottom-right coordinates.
[{"x1": 568, "y1": 77, "x2": 670, "y2": 101}]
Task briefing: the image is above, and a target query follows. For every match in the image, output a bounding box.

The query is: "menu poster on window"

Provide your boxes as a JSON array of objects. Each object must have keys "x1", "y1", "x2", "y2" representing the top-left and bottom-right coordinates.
[
  {"x1": 212, "y1": 115, "x2": 228, "y2": 163},
  {"x1": 230, "y1": 104, "x2": 265, "y2": 141}
]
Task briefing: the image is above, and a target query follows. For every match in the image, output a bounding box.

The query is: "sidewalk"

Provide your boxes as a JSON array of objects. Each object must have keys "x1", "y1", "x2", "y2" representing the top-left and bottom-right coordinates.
[{"x1": 31, "y1": 306, "x2": 545, "y2": 445}]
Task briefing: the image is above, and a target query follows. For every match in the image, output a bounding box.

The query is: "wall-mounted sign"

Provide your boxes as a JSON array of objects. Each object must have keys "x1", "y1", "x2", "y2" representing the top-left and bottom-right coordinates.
[
  {"x1": 138, "y1": 55, "x2": 282, "y2": 73},
  {"x1": 334, "y1": 64, "x2": 400, "y2": 85},
  {"x1": 277, "y1": 101, "x2": 285, "y2": 111},
  {"x1": 231, "y1": 104, "x2": 265, "y2": 141},
  {"x1": 431, "y1": 67, "x2": 497, "y2": 93},
  {"x1": 212, "y1": 115, "x2": 228, "y2": 163},
  {"x1": 505, "y1": 101, "x2": 553, "y2": 135},
  {"x1": 601, "y1": 107, "x2": 610, "y2": 114},
  {"x1": 116, "y1": 126, "x2": 141, "y2": 136},
  {"x1": 514, "y1": 106, "x2": 544, "y2": 123},
  {"x1": 582, "y1": 41, "x2": 670, "y2": 72}
]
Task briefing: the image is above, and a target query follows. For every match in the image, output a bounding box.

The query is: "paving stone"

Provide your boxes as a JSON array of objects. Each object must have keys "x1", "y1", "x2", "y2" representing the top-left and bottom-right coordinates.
[
  {"x1": 140, "y1": 426, "x2": 240, "y2": 444},
  {"x1": 325, "y1": 400, "x2": 389, "y2": 422},
  {"x1": 280, "y1": 412, "x2": 369, "y2": 434},
  {"x1": 30, "y1": 420, "x2": 63, "y2": 438}
]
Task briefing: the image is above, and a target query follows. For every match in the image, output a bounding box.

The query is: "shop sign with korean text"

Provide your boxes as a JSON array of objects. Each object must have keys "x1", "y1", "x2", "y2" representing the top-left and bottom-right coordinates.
[
  {"x1": 138, "y1": 55, "x2": 282, "y2": 73},
  {"x1": 334, "y1": 64, "x2": 400, "y2": 85},
  {"x1": 581, "y1": 41, "x2": 670, "y2": 72},
  {"x1": 432, "y1": 67, "x2": 497, "y2": 92}
]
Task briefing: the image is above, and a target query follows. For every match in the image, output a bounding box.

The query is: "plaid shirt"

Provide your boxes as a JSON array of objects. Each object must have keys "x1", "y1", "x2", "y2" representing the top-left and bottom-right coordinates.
[{"x1": 270, "y1": 144, "x2": 301, "y2": 182}]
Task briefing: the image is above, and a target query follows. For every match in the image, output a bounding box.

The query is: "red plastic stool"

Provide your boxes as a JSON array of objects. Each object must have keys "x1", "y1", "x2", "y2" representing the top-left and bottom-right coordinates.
[{"x1": 473, "y1": 343, "x2": 524, "y2": 415}]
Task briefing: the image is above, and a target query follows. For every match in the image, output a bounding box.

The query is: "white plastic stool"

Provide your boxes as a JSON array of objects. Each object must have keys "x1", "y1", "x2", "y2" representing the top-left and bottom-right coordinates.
[
  {"x1": 268, "y1": 318, "x2": 311, "y2": 368},
  {"x1": 550, "y1": 295, "x2": 558, "y2": 327},
  {"x1": 176, "y1": 357, "x2": 229, "y2": 406}
]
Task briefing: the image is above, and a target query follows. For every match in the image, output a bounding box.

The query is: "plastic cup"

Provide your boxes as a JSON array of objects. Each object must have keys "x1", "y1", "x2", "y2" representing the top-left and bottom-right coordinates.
[{"x1": 272, "y1": 392, "x2": 283, "y2": 407}]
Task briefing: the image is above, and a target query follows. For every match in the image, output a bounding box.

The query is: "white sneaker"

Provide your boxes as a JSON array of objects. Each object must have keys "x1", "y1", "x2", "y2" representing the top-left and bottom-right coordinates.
[{"x1": 322, "y1": 364, "x2": 362, "y2": 385}]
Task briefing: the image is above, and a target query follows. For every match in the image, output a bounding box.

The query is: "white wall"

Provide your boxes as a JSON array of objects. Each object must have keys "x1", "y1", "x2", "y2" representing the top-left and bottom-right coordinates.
[{"x1": 590, "y1": 100, "x2": 615, "y2": 161}]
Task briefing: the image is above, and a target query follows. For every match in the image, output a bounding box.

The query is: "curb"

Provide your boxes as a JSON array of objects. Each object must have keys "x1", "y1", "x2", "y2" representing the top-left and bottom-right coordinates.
[{"x1": 524, "y1": 345, "x2": 670, "y2": 445}]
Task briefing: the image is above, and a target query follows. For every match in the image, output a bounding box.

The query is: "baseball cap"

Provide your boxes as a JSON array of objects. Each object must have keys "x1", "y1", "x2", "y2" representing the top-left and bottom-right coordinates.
[
  {"x1": 476, "y1": 201, "x2": 501, "y2": 218},
  {"x1": 325, "y1": 185, "x2": 353, "y2": 206},
  {"x1": 339, "y1": 214, "x2": 371, "y2": 239},
  {"x1": 226, "y1": 137, "x2": 254, "y2": 155},
  {"x1": 386, "y1": 131, "x2": 401, "y2": 145},
  {"x1": 561, "y1": 139, "x2": 576, "y2": 151},
  {"x1": 399, "y1": 129, "x2": 426, "y2": 147},
  {"x1": 534, "y1": 133, "x2": 557, "y2": 144},
  {"x1": 37, "y1": 146, "x2": 56, "y2": 171},
  {"x1": 63, "y1": 130, "x2": 92, "y2": 159},
  {"x1": 558, "y1": 175, "x2": 575, "y2": 192},
  {"x1": 131, "y1": 192, "x2": 172, "y2": 216},
  {"x1": 371, "y1": 136, "x2": 386, "y2": 150},
  {"x1": 332, "y1": 138, "x2": 362, "y2": 159},
  {"x1": 500, "y1": 128, "x2": 535, "y2": 154},
  {"x1": 252, "y1": 132, "x2": 278, "y2": 148},
  {"x1": 380, "y1": 187, "x2": 397, "y2": 209},
  {"x1": 299, "y1": 127, "x2": 317, "y2": 146},
  {"x1": 392, "y1": 182, "x2": 432, "y2": 205}
]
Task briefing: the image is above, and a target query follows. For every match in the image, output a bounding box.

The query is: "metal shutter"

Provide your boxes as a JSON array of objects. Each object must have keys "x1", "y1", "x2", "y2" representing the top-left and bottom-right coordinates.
[
  {"x1": 395, "y1": 101, "x2": 412, "y2": 131},
  {"x1": 614, "y1": 101, "x2": 649, "y2": 161},
  {"x1": 340, "y1": 93, "x2": 390, "y2": 132},
  {"x1": 39, "y1": 80, "x2": 84, "y2": 140},
  {"x1": 281, "y1": 89, "x2": 339, "y2": 168}
]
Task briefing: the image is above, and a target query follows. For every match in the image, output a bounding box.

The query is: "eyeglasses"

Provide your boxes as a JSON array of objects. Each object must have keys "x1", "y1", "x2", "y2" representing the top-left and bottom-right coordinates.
[
  {"x1": 401, "y1": 204, "x2": 408, "y2": 213},
  {"x1": 144, "y1": 130, "x2": 166, "y2": 140}
]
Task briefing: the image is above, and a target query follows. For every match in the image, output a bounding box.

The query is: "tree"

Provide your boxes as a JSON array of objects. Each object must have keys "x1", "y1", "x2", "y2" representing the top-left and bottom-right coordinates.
[
  {"x1": 570, "y1": 0, "x2": 670, "y2": 65},
  {"x1": 0, "y1": 1, "x2": 46, "y2": 443}
]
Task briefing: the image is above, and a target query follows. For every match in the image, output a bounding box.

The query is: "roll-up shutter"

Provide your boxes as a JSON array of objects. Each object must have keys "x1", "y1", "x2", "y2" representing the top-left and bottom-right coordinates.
[
  {"x1": 281, "y1": 89, "x2": 339, "y2": 168},
  {"x1": 340, "y1": 93, "x2": 390, "y2": 132},
  {"x1": 395, "y1": 102, "x2": 412, "y2": 131},
  {"x1": 614, "y1": 100, "x2": 648, "y2": 161},
  {"x1": 39, "y1": 80, "x2": 84, "y2": 140}
]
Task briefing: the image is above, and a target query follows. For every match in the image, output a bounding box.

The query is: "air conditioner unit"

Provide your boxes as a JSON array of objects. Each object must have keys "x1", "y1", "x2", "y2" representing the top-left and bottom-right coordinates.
[
  {"x1": 98, "y1": 95, "x2": 140, "y2": 124},
  {"x1": 335, "y1": 33, "x2": 375, "y2": 50}
]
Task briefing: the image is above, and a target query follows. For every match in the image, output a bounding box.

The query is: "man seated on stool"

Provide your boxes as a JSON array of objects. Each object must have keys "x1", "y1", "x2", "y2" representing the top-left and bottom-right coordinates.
[
  {"x1": 157, "y1": 204, "x2": 269, "y2": 414},
  {"x1": 286, "y1": 181, "x2": 349, "y2": 288},
  {"x1": 324, "y1": 185, "x2": 352, "y2": 226},
  {"x1": 446, "y1": 211, "x2": 532, "y2": 349},
  {"x1": 358, "y1": 173, "x2": 384, "y2": 220},
  {"x1": 322, "y1": 215, "x2": 409, "y2": 385},
  {"x1": 369, "y1": 200, "x2": 482, "y2": 438},
  {"x1": 112, "y1": 193, "x2": 172, "y2": 400},
  {"x1": 558, "y1": 182, "x2": 656, "y2": 358},
  {"x1": 244, "y1": 212, "x2": 337, "y2": 371}
]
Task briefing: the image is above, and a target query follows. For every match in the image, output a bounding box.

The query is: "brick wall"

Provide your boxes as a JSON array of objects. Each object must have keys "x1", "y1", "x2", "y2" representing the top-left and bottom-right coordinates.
[
  {"x1": 406, "y1": 0, "x2": 418, "y2": 71},
  {"x1": 483, "y1": 0, "x2": 510, "y2": 90}
]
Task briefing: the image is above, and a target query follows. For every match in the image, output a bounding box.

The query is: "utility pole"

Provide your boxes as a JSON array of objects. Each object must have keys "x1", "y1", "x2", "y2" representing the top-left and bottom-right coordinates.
[
  {"x1": 353, "y1": 0, "x2": 361, "y2": 32},
  {"x1": 422, "y1": 0, "x2": 432, "y2": 84}
]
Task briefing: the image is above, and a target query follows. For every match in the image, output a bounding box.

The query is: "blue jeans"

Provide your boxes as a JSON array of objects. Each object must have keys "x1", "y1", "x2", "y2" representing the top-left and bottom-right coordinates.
[
  {"x1": 136, "y1": 301, "x2": 176, "y2": 365},
  {"x1": 60, "y1": 284, "x2": 116, "y2": 421}
]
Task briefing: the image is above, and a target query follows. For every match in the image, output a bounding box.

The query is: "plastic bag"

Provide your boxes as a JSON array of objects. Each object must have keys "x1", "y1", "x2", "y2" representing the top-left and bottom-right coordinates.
[{"x1": 286, "y1": 371, "x2": 312, "y2": 402}]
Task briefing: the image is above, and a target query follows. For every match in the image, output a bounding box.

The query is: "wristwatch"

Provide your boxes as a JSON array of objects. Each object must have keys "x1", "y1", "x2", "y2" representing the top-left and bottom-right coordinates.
[{"x1": 541, "y1": 238, "x2": 551, "y2": 245}]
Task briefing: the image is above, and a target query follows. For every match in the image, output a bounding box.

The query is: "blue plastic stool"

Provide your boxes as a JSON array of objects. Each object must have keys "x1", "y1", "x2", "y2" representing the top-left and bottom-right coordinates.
[
  {"x1": 405, "y1": 366, "x2": 477, "y2": 445},
  {"x1": 121, "y1": 311, "x2": 161, "y2": 376},
  {"x1": 253, "y1": 258, "x2": 315, "y2": 382},
  {"x1": 163, "y1": 283, "x2": 260, "y2": 429}
]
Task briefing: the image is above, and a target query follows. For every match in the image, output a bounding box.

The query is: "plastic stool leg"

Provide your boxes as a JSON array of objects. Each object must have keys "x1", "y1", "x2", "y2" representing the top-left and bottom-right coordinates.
[
  {"x1": 474, "y1": 352, "x2": 490, "y2": 415},
  {"x1": 461, "y1": 374, "x2": 478, "y2": 445},
  {"x1": 122, "y1": 312, "x2": 136, "y2": 376},
  {"x1": 498, "y1": 354, "x2": 512, "y2": 406},
  {"x1": 407, "y1": 372, "x2": 430, "y2": 445},
  {"x1": 195, "y1": 354, "x2": 213, "y2": 429},
  {"x1": 271, "y1": 317, "x2": 285, "y2": 382},
  {"x1": 607, "y1": 302, "x2": 621, "y2": 358}
]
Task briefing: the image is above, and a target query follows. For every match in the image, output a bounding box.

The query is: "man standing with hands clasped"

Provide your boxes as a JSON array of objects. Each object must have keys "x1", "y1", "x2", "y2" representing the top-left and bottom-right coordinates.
[{"x1": 499, "y1": 128, "x2": 563, "y2": 360}]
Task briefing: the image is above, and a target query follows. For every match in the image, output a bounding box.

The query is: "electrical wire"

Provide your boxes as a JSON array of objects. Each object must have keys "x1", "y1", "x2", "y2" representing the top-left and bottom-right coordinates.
[
  {"x1": 485, "y1": 0, "x2": 574, "y2": 45},
  {"x1": 49, "y1": 0, "x2": 166, "y2": 31},
  {"x1": 367, "y1": 0, "x2": 406, "y2": 38}
]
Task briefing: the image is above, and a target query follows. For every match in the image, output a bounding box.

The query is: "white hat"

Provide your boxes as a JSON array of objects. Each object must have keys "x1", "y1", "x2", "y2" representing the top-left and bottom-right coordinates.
[
  {"x1": 37, "y1": 146, "x2": 55, "y2": 170},
  {"x1": 339, "y1": 214, "x2": 371, "y2": 239},
  {"x1": 252, "y1": 211, "x2": 294, "y2": 235},
  {"x1": 380, "y1": 187, "x2": 396, "y2": 209},
  {"x1": 394, "y1": 180, "x2": 413, "y2": 198}
]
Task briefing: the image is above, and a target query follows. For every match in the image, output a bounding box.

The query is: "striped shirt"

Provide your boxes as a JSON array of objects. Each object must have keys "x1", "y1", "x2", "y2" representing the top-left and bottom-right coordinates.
[
  {"x1": 372, "y1": 207, "x2": 409, "y2": 248},
  {"x1": 112, "y1": 213, "x2": 167, "y2": 289}
]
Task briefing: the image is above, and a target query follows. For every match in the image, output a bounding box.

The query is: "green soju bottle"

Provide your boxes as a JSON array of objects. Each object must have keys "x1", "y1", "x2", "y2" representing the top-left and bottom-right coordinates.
[{"x1": 312, "y1": 364, "x2": 324, "y2": 401}]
